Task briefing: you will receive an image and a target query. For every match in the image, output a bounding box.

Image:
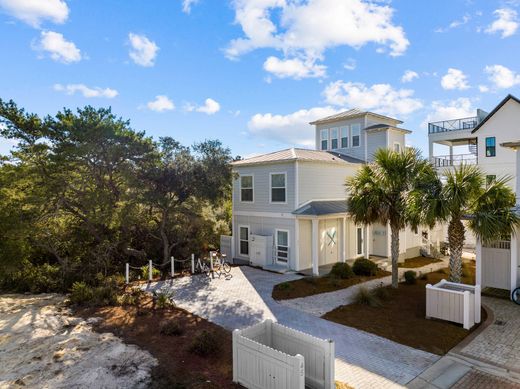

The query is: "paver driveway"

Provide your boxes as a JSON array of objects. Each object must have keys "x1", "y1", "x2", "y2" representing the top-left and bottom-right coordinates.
[{"x1": 145, "y1": 266, "x2": 439, "y2": 388}]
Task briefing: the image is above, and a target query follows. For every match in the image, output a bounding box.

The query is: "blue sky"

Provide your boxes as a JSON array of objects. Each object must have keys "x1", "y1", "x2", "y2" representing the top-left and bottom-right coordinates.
[{"x1": 1, "y1": 0, "x2": 520, "y2": 158}]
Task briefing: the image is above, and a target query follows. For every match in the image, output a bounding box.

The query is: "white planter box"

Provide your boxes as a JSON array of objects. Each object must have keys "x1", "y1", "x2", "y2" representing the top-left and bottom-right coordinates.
[
  {"x1": 426, "y1": 280, "x2": 481, "y2": 330},
  {"x1": 233, "y1": 319, "x2": 335, "y2": 389}
]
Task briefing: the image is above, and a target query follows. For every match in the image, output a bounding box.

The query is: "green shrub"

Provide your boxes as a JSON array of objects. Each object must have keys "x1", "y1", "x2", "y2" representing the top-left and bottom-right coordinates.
[
  {"x1": 404, "y1": 270, "x2": 417, "y2": 284},
  {"x1": 352, "y1": 259, "x2": 378, "y2": 276},
  {"x1": 141, "y1": 265, "x2": 161, "y2": 280},
  {"x1": 329, "y1": 262, "x2": 354, "y2": 279},
  {"x1": 353, "y1": 286, "x2": 381, "y2": 307},
  {"x1": 155, "y1": 290, "x2": 174, "y2": 309},
  {"x1": 189, "y1": 330, "x2": 220, "y2": 356},
  {"x1": 69, "y1": 281, "x2": 94, "y2": 305},
  {"x1": 372, "y1": 284, "x2": 390, "y2": 301},
  {"x1": 117, "y1": 293, "x2": 138, "y2": 306},
  {"x1": 0, "y1": 262, "x2": 62, "y2": 293},
  {"x1": 160, "y1": 320, "x2": 184, "y2": 336}
]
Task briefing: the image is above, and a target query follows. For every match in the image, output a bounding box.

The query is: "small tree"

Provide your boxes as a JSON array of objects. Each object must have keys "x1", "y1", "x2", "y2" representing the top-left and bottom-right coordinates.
[
  {"x1": 346, "y1": 148, "x2": 440, "y2": 288},
  {"x1": 436, "y1": 164, "x2": 519, "y2": 283}
]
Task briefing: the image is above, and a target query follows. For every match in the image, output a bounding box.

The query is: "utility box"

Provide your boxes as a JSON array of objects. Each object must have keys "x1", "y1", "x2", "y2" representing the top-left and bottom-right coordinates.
[{"x1": 250, "y1": 234, "x2": 273, "y2": 267}]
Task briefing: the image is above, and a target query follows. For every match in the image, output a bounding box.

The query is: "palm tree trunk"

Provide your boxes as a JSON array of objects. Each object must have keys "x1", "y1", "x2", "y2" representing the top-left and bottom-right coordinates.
[
  {"x1": 448, "y1": 218, "x2": 465, "y2": 283},
  {"x1": 390, "y1": 224, "x2": 400, "y2": 288}
]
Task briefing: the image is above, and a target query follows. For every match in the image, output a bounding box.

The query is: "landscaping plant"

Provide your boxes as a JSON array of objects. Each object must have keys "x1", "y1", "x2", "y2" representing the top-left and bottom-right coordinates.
[
  {"x1": 352, "y1": 258, "x2": 378, "y2": 276},
  {"x1": 404, "y1": 270, "x2": 417, "y2": 284},
  {"x1": 329, "y1": 262, "x2": 354, "y2": 279},
  {"x1": 189, "y1": 330, "x2": 221, "y2": 356}
]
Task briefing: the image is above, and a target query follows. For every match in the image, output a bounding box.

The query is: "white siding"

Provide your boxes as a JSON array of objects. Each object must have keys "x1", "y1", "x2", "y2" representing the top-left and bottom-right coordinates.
[
  {"x1": 366, "y1": 130, "x2": 387, "y2": 162},
  {"x1": 315, "y1": 118, "x2": 366, "y2": 161}
]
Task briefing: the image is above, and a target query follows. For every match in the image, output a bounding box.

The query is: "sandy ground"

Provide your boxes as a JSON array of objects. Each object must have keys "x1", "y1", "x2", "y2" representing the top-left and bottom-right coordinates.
[{"x1": 0, "y1": 294, "x2": 157, "y2": 389}]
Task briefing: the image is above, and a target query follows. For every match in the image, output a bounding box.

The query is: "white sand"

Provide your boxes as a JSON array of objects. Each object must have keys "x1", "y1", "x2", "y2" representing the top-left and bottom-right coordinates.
[{"x1": 0, "y1": 294, "x2": 157, "y2": 389}]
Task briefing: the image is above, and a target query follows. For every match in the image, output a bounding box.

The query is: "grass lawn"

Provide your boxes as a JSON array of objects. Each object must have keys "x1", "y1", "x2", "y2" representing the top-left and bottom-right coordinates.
[
  {"x1": 322, "y1": 261, "x2": 485, "y2": 355},
  {"x1": 272, "y1": 269, "x2": 391, "y2": 300},
  {"x1": 76, "y1": 297, "x2": 239, "y2": 388},
  {"x1": 398, "y1": 256, "x2": 443, "y2": 268}
]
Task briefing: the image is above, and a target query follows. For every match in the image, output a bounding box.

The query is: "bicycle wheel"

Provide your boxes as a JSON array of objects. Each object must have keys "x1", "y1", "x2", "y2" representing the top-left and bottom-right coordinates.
[
  {"x1": 223, "y1": 262, "x2": 231, "y2": 273},
  {"x1": 512, "y1": 287, "x2": 520, "y2": 305}
]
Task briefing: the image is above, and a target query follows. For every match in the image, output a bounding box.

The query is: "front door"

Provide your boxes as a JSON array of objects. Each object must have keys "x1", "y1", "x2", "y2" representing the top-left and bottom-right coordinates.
[
  {"x1": 320, "y1": 219, "x2": 339, "y2": 265},
  {"x1": 275, "y1": 230, "x2": 289, "y2": 264}
]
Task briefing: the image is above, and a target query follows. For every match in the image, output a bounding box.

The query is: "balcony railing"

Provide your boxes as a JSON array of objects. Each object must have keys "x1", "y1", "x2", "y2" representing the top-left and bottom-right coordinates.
[
  {"x1": 428, "y1": 116, "x2": 479, "y2": 134},
  {"x1": 431, "y1": 153, "x2": 477, "y2": 167}
]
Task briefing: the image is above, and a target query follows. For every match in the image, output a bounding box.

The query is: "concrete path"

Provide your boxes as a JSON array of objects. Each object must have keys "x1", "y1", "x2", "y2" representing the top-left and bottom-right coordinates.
[
  {"x1": 144, "y1": 266, "x2": 439, "y2": 388},
  {"x1": 279, "y1": 259, "x2": 448, "y2": 317}
]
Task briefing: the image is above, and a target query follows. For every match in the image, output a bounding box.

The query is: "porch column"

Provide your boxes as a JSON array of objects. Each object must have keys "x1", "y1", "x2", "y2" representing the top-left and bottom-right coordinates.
[
  {"x1": 311, "y1": 219, "x2": 319, "y2": 276},
  {"x1": 341, "y1": 217, "x2": 347, "y2": 262},
  {"x1": 476, "y1": 238, "x2": 482, "y2": 287},
  {"x1": 449, "y1": 145, "x2": 453, "y2": 165},
  {"x1": 364, "y1": 225, "x2": 370, "y2": 259},
  {"x1": 511, "y1": 231, "x2": 519, "y2": 293}
]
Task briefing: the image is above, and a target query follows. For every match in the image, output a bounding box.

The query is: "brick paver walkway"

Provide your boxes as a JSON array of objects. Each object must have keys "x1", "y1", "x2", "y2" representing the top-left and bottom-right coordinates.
[
  {"x1": 452, "y1": 370, "x2": 520, "y2": 389},
  {"x1": 145, "y1": 266, "x2": 439, "y2": 388},
  {"x1": 455, "y1": 296, "x2": 520, "y2": 372}
]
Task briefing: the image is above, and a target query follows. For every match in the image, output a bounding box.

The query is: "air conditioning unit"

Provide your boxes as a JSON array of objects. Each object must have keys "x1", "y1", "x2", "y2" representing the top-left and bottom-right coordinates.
[{"x1": 250, "y1": 235, "x2": 273, "y2": 267}]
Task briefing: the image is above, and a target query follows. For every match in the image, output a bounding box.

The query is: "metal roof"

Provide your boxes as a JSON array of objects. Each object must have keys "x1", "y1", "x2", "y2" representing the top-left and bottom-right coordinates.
[
  {"x1": 309, "y1": 109, "x2": 403, "y2": 126},
  {"x1": 292, "y1": 200, "x2": 348, "y2": 216},
  {"x1": 231, "y1": 148, "x2": 364, "y2": 166}
]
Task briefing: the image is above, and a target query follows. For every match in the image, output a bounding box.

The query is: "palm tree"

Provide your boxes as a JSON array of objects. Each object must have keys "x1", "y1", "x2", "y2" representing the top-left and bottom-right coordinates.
[
  {"x1": 436, "y1": 164, "x2": 518, "y2": 283},
  {"x1": 346, "y1": 148, "x2": 440, "y2": 288}
]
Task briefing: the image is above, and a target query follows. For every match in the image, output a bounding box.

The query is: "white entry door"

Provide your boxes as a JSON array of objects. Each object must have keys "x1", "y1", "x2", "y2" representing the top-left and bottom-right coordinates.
[{"x1": 320, "y1": 219, "x2": 339, "y2": 265}]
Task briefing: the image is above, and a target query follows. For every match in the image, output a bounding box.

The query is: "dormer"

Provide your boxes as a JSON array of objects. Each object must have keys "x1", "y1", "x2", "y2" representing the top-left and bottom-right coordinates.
[{"x1": 310, "y1": 109, "x2": 410, "y2": 162}]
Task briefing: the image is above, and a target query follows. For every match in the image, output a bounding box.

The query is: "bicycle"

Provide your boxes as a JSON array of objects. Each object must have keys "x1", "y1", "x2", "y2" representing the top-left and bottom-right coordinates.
[
  {"x1": 512, "y1": 287, "x2": 520, "y2": 305},
  {"x1": 194, "y1": 257, "x2": 211, "y2": 276},
  {"x1": 211, "y1": 251, "x2": 232, "y2": 279}
]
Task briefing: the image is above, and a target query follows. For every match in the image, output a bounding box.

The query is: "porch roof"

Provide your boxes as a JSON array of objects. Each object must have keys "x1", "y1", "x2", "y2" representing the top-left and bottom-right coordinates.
[{"x1": 292, "y1": 200, "x2": 348, "y2": 216}]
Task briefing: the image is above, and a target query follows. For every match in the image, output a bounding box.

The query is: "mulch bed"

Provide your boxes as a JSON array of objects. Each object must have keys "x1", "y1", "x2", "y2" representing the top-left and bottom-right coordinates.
[
  {"x1": 398, "y1": 256, "x2": 443, "y2": 268},
  {"x1": 322, "y1": 262, "x2": 485, "y2": 355},
  {"x1": 272, "y1": 269, "x2": 391, "y2": 300},
  {"x1": 75, "y1": 297, "x2": 240, "y2": 388}
]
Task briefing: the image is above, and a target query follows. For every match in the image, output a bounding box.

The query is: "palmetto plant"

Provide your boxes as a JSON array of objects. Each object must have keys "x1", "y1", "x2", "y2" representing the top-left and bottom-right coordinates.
[
  {"x1": 346, "y1": 148, "x2": 440, "y2": 288},
  {"x1": 436, "y1": 164, "x2": 519, "y2": 283}
]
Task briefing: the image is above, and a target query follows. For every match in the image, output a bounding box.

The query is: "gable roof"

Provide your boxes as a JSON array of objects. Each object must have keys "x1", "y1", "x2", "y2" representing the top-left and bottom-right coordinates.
[
  {"x1": 309, "y1": 109, "x2": 403, "y2": 126},
  {"x1": 364, "y1": 124, "x2": 412, "y2": 134},
  {"x1": 231, "y1": 148, "x2": 364, "y2": 167},
  {"x1": 292, "y1": 200, "x2": 348, "y2": 216},
  {"x1": 471, "y1": 94, "x2": 520, "y2": 133}
]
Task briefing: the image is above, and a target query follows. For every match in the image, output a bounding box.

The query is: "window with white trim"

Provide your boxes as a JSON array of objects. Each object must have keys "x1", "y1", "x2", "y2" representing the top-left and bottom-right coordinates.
[
  {"x1": 394, "y1": 142, "x2": 401, "y2": 152},
  {"x1": 270, "y1": 173, "x2": 286, "y2": 203},
  {"x1": 320, "y1": 129, "x2": 328, "y2": 150},
  {"x1": 351, "y1": 124, "x2": 361, "y2": 147},
  {"x1": 240, "y1": 175, "x2": 253, "y2": 202},
  {"x1": 341, "y1": 126, "x2": 349, "y2": 148},
  {"x1": 239, "y1": 226, "x2": 249, "y2": 256},
  {"x1": 356, "y1": 227, "x2": 363, "y2": 255},
  {"x1": 276, "y1": 230, "x2": 289, "y2": 263},
  {"x1": 330, "y1": 128, "x2": 338, "y2": 149}
]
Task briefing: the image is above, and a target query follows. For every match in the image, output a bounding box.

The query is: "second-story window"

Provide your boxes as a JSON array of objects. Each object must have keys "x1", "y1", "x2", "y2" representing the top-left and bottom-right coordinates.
[
  {"x1": 330, "y1": 128, "x2": 338, "y2": 149},
  {"x1": 270, "y1": 173, "x2": 286, "y2": 203},
  {"x1": 341, "y1": 127, "x2": 348, "y2": 148},
  {"x1": 485, "y1": 137, "x2": 496, "y2": 157},
  {"x1": 240, "y1": 175, "x2": 253, "y2": 202},
  {"x1": 351, "y1": 124, "x2": 361, "y2": 147},
  {"x1": 320, "y1": 129, "x2": 328, "y2": 150}
]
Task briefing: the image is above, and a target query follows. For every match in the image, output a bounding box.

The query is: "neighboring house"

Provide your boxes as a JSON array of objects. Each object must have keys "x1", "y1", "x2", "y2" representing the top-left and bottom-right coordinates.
[
  {"x1": 230, "y1": 110, "x2": 437, "y2": 275},
  {"x1": 429, "y1": 94, "x2": 520, "y2": 298}
]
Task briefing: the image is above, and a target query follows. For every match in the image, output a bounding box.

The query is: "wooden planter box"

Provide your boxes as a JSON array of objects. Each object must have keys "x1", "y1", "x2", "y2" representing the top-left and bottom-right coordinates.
[
  {"x1": 233, "y1": 319, "x2": 335, "y2": 389},
  {"x1": 426, "y1": 280, "x2": 481, "y2": 330}
]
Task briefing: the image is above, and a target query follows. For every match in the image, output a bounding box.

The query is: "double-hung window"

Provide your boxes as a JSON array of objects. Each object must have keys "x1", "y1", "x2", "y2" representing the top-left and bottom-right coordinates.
[
  {"x1": 275, "y1": 230, "x2": 289, "y2": 263},
  {"x1": 485, "y1": 137, "x2": 496, "y2": 157},
  {"x1": 240, "y1": 175, "x2": 253, "y2": 202},
  {"x1": 351, "y1": 124, "x2": 361, "y2": 147},
  {"x1": 330, "y1": 128, "x2": 338, "y2": 149},
  {"x1": 341, "y1": 127, "x2": 349, "y2": 148},
  {"x1": 270, "y1": 173, "x2": 286, "y2": 203},
  {"x1": 320, "y1": 129, "x2": 329, "y2": 150}
]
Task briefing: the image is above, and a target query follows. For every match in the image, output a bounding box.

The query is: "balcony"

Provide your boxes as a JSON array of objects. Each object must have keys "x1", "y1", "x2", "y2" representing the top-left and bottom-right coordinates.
[
  {"x1": 428, "y1": 116, "x2": 479, "y2": 134},
  {"x1": 431, "y1": 153, "x2": 477, "y2": 168}
]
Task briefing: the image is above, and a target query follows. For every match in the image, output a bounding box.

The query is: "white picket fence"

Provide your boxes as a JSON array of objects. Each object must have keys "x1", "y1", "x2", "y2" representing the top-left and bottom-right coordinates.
[
  {"x1": 426, "y1": 280, "x2": 481, "y2": 330},
  {"x1": 233, "y1": 320, "x2": 335, "y2": 389}
]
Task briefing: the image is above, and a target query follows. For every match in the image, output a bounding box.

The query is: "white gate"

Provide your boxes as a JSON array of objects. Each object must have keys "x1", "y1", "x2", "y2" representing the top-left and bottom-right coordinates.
[
  {"x1": 482, "y1": 240, "x2": 511, "y2": 290},
  {"x1": 220, "y1": 235, "x2": 233, "y2": 259}
]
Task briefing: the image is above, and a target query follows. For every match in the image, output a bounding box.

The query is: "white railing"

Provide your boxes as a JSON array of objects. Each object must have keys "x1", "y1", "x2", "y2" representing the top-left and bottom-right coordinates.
[
  {"x1": 233, "y1": 320, "x2": 335, "y2": 389},
  {"x1": 426, "y1": 280, "x2": 481, "y2": 330},
  {"x1": 428, "y1": 116, "x2": 478, "y2": 134},
  {"x1": 483, "y1": 240, "x2": 511, "y2": 249},
  {"x1": 431, "y1": 153, "x2": 477, "y2": 167}
]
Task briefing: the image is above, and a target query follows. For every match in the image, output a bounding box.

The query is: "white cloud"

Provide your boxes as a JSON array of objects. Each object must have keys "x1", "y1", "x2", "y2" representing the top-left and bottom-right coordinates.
[
  {"x1": 485, "y1": 8, "x2": 518, "y2": 38},
  {"x1": 33, "y1": 31, "x2": 81, "y2": 63},
  {"x1": 147, "y1": 95, "x2": 175, "y2": 112},
  {"x1": 343, "y1": 58, "x2": 357, "y2": 71},
  {"x1": 128, "y1": 33, "x2": 159, "y2": 67},
  {"x1": 226, "y1": 0, "x2": 409, "y2": 79},
  {"x1": 0, "y1": 0, "x2": 69, "y2": 27},
  {"x1": 263, "y1": 56, "x2": 326, "y2": 79},
  {"x1": 53, "y1": 83, "x2": 118, "y2": 98},
  {"x1": 435, "y1": 14, "x2": 470, "y2": 33},
  {"x1": 478, "y1": 85, "x2": 490, "y2": 93},
  {"x1": 484, "y1": 64, "x2": 520, "y2": 89},
  {"x1": 401, "y1": 70, "x2": 419, "y2": 83},
  {"x1": 440, "y1": 68, "x2": 469, "y2": 90},
  {"x1": 422, "y1": 98, "x2": 475, "y2": 128},
  {"x1": 182, "y1": 0, "x2": 199, "y2": 14},
  {"x1": 323, "y1": 80, "x2": 423, "y2": 117},
  {"x1": 248, "y1": 106, "x2": 340, "y2": 147},
  {"x1": 185, "y1": 98, "x2": 221, "y2": 115}
]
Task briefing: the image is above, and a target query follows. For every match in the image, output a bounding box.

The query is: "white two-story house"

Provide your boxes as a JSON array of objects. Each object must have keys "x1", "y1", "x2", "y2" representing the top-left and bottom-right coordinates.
[{"x1": 230, "y1": 109, "x2": 433, "y2": 275}]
